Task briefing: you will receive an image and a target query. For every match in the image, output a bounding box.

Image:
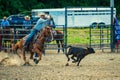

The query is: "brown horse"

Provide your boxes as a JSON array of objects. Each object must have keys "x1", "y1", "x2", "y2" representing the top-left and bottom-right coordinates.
[
  {"x1": 22, "y1": 26, "x2": 52, "y2": 65},
  {"x1": 53, "y1": 30, "x2": 64, "y2": 53}
]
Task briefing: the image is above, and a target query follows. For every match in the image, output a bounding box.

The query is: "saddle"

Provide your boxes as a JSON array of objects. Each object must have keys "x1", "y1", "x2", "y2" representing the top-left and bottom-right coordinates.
[{"x1": 33, "y1": 31, "x2": 40, "y2": 43}]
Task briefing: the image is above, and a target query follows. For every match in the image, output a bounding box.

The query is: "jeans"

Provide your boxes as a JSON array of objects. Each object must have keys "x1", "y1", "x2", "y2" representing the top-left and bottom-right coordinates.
[{"x1": 24, "y1": 29, "x2": 38, "y2": 46}]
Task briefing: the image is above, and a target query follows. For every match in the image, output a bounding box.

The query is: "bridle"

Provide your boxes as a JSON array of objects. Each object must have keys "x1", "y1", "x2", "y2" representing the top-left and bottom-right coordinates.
[{"x1": 38, "y1": 28, "x2": 52, "y2": 43}]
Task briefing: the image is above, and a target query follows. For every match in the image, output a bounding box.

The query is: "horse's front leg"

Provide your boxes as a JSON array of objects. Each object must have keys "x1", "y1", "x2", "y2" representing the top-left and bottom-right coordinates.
[
  {"x1": 34, "y1": 48, "x2": 42, "y2": 64},
  {"x1": 30, "y1": 51, "x2": 34, "y2": 60},
  {"x1": 22, "y1": 50, "x2": 31, "y2": 66}
]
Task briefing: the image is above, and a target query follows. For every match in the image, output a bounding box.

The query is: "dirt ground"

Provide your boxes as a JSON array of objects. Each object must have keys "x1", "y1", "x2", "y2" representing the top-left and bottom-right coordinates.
[{"x1": 0, "y1": 50, "x2": 120, "y2": 80}]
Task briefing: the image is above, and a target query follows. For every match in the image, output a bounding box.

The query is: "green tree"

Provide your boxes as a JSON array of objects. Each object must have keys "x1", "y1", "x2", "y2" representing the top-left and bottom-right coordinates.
[
  {"x1": 0, "y1": 0, "x2": 23, "y2": 18},
  {"x1": 0, "y1": 0, "x2": 120, "y2": 19}
]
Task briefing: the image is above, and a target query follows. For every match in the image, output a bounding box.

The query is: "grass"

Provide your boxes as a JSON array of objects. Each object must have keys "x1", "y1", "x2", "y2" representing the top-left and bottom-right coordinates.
[
  {"x1": 51, "y1": 27, "x2": 111, "y2": 46},
  {"x1": 67, "y1": 28, "x2": 90, "y2": 44}
]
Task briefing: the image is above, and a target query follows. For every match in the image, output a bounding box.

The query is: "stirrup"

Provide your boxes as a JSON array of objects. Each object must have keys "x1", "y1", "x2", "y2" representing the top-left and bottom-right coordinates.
[{"x1": 23, "y1": 46, "x2": 28, "y2": 51}]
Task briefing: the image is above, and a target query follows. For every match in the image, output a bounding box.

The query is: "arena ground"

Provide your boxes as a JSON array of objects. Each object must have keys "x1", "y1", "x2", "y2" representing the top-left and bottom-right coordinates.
[{"x1": 0, "y1": 50, "x2": 120, "y2": 80}]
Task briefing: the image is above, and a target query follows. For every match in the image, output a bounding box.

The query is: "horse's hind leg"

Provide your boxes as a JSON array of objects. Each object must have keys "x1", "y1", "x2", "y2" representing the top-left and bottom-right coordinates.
[
  {"x1": 56, "y1": 40, "x2": 60, "y2": 53},
  {"x1": 60, "y1": 40, "x2": 64, "y2": 53}
]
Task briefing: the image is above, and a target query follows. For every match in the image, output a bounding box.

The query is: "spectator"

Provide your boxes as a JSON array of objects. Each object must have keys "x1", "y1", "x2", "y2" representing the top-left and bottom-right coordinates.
[
  {"x1": 23, "y1": 15, "x2": 32, "y2": 29},
  {"x1": 22, "y1": 15, "x2": 32, "y2": 35},
  {"x1": 24, "y1": 13, "x2": 52, "y2": 50},
  {"x1": 1, "y1": 16, "x2": 10, "y2": 36},
  {"x1": 1, "y1": 16, "x2": 10, "y2": 52},
  {"x1": 1, "y1": 16, "x2": 10, "y2": 38},
  {"x1": 114, "y1": 14, "x2": 120, "y2": 47},
  {"x1": 114, "y1": 14, "x2": 119, "y2": 26},
  {"x1": 1, "y1": 16, "x2": 10, "y2": 28}
]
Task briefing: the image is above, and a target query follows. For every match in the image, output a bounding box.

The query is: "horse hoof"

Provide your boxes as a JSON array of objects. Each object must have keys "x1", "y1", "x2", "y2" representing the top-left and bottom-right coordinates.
[
  {"x1": 23, "y1": 62, "x2": 31, "y2": 66},
  {"x1": 33, "y1": 59, "x2": 39, "y2": 64}
]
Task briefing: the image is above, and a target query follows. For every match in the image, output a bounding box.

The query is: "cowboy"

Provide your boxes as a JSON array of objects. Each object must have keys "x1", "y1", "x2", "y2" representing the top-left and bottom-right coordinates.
[
  {"x1": 23, "y1": 15, "x2": 32, "y2": 29},
  {"x1": 1, "y1": 16, "x2": 10, "y2": 28},
  {"x1": 22, "y1": 15, "x2": 32, "y2": 35},
  {"x1": 1, "y1": 16, "x2": 10, "y2": 52},
  {"x1": 24, "y1": 13, "x2": 52, "y2": 50},
  {"x1": 45, "y1": 12, "x2": 56, "y2": 30},
  {"x1": 114, "y1": 14, "x2": 120, "y2": 47}
]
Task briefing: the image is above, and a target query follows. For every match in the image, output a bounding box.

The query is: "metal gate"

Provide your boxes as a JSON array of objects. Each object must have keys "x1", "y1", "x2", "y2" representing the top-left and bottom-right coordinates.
[
  {"x1": 90, "y1": 24, "x2": 112, "y2": 52},
  {"x1": 0, "y1": 26, "x2": 30, "y2": 52},
  {"x1": 0, "y1": 25, "x2": 67, "y2": 53}
]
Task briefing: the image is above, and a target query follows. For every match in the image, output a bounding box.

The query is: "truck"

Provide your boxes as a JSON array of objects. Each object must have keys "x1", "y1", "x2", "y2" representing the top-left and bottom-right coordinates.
[{"x1": 31, "y1": 7, "x2": 116, "y2": 28}]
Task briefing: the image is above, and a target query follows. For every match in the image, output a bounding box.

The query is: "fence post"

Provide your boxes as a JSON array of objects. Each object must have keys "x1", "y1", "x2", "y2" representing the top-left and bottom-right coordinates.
[
  {"x1": 110, "y1": 7, "x2": 115, "y2": 52},
  {"x1": 64, "y1": 7, "x2": 68, "y2": 54},
  {"x1": 13, "y1": 26, "x2": 17, "y2": 46}
]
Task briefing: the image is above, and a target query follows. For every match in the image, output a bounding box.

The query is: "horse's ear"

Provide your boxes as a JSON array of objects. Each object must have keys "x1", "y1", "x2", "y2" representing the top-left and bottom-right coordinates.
[{"x1": 45, "y1": 26, "x2": 50, "y2": 29}]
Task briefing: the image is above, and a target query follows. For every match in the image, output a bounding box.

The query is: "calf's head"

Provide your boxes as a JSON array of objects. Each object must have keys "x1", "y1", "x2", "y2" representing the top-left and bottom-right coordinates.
[{"x1": 87, "y1": 47, "x2": 95, "y2": 54}]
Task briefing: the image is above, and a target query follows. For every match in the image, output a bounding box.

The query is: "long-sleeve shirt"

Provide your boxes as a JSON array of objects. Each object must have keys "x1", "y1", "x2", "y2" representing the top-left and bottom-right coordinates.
[
  {"x1": 114, "y1": 17, "x2": 120, "y2": 40},
  {"x1": 114, "y1": 17, "x2": 119, "y2": 26},
  {"x1": 1, "y1": 20, "x2": 10, "y2": 28},
  {"x1": 33, "y1": 18, "x2": 50, "y2": 31}
]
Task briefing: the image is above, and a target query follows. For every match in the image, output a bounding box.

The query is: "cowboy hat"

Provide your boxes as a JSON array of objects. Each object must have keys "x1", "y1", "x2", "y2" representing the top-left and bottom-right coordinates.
[
  {"x1": 24, "y1": 15, "x2": 30, "y2": 20},
  {"x1": 39, "y1": 12, "x2": 45, "y2": 16}
]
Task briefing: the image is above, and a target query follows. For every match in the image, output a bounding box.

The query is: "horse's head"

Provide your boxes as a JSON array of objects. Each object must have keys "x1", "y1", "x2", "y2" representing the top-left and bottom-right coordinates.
[{"x1": 40, "y1": 26, "x2": 52, "y2": 43}]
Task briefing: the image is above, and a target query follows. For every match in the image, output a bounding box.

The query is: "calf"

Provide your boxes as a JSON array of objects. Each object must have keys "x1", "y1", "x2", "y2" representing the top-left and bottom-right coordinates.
[{"x1": 66, "y1": 45, "x2": 95, "y2": 66}]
